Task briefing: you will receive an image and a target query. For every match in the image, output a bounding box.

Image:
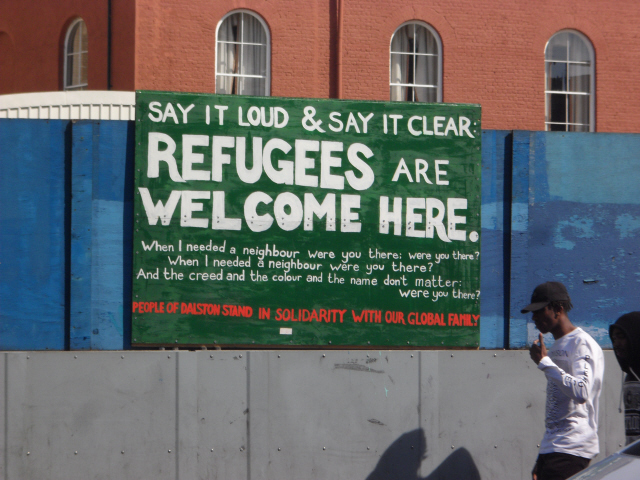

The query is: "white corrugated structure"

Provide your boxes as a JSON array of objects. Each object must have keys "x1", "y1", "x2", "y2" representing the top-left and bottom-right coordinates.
[{"x1": 0, "y1": 91, "x2": 135, "y2": 120}]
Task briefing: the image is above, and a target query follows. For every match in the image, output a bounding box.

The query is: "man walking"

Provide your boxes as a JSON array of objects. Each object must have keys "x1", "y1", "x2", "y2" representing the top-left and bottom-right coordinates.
[{"x1": 523, "y1": 282, "x2": 604, "y2": 480}]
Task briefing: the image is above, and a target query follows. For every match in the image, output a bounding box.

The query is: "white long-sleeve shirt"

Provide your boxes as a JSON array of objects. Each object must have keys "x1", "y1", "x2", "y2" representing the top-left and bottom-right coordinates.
[{"x1": 537, "y1": 327, "x2": 604, "y2": 458}]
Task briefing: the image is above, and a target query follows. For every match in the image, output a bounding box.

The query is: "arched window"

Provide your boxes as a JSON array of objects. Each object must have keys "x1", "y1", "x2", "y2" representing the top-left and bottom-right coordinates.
[
  {"x1": 390, "y1": 22, "x2": 442, "y2": 103},
  {"x1": 64, "y1": 19, "x2": 88, "y2": 91},
  {"x1": 545, "y1": 31, "x2": 594, "y2": 131},
  {"x1": 216, "y1": 11, "x2": 270, "y2": 96}
]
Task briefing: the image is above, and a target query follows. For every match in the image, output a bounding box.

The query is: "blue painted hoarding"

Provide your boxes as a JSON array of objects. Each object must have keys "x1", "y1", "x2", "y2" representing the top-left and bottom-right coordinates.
[{"x1": 0, "y1": 119, "x2": 638, "y2": 350}]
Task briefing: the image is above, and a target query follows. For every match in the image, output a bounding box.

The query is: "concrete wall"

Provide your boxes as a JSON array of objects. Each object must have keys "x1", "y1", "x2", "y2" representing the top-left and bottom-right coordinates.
[{"x1": 0, "y1": 350, "x2": 626, "y2": 480}]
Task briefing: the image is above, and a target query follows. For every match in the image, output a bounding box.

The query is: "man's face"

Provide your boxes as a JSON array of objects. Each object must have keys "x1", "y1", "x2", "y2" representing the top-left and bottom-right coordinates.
[
  {"x1": 611, "y1": 328, "x2": 629, "y2": 360},
  {"x1": 531, "y1": 305, "x2": 559, "y2": 334}
]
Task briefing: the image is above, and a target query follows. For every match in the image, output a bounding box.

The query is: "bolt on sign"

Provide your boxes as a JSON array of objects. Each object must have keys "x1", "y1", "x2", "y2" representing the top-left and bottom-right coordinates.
[{"x1": 132, "y1": 91, "x2": 481, "y2": 348}]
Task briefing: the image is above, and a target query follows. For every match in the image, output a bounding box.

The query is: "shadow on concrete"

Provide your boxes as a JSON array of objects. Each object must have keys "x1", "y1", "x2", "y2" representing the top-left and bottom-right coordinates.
[{"x1": 366, "y1": 428, "x2": 481, "y2": 480}]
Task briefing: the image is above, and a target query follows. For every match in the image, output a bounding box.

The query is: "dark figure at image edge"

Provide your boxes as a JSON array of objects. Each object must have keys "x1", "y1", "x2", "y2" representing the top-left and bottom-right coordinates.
[
  {"x1": 524, "y1": 282, "x2": 604, "y2": 480},
  {"x1": 609, "y1": 311, "x2": 640, "y2": 446}
]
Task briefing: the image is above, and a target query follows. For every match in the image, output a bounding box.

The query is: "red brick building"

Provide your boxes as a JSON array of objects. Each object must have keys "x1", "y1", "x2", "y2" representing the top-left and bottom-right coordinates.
[{"x1": 1, "y1": 0, "x2": 639, "y2": 132}]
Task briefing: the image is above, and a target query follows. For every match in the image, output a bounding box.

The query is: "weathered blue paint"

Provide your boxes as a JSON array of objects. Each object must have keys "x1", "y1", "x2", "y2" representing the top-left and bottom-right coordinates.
[
  {"x1": 615, "y1": 213, "x2": 640, "y2": 239},
  {"x1": 1, "y1": 120, "x2": 638, "y2": 351},
  {"x1": 508, "y1": 131, "x2": 640, "y2": 349},
  {"x1": 0, "y1": 120, "x2": 68, "y2": 350},
  {"x1": 69, "y1": 121, "x2": 133, "y2": 350},
  {"x1": 526, "y1": 201, "x2": 640, "y2": 347}
]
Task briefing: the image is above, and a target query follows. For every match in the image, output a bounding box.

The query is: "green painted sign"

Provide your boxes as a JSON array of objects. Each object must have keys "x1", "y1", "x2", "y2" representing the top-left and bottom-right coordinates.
[{"x1": 133, "y1": 91, "x2": 481, "y2": 347}]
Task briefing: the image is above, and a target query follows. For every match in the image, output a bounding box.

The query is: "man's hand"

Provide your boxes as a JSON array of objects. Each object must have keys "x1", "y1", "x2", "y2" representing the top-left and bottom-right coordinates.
[
  {"x1": 529, "y1": 333, "x2": 547, "y2": 365},
  {"x1": 531, "y1": 460, "x2": 538, "y2": 480}
]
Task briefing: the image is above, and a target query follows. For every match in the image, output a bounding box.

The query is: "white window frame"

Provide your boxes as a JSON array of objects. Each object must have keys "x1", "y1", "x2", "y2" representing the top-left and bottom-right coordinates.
[
  {"x1": 544, "y1": 30, "x2": 595, "y2": 132},
  {"x1": 63, "y1": 18, "x2": 88, "y2": 91},
  {"x1": 390, "y1": 21, "x2": 442, "y2": 103},
  {"x1": 215, "y1": 10, "x2": 271, "y2": 96}
]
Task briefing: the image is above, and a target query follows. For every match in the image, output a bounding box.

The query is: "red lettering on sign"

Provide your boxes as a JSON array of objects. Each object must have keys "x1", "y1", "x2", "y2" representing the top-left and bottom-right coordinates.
[{"x1": 132, "y1": 301, "x2": 166, "y2": 313}]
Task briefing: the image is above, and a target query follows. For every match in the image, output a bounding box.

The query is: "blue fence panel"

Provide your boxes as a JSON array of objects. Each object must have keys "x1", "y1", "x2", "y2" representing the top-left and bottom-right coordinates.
[
  {"x1": 70, "y1": 121, "x2": 134, "y2": 350},
  {"x1": 479, "y1": 130, "x2": 511, "y2": 349},
  {"x1": 508, "y1": 131, "x2": 535, "y2": 348},
  {"x1": 0, "y1": 119, "x2": 69, "y2": 350},
  {"x1": 509, "y1": 131, "x2": 640, "y2": 348},
  {"x1": 2, "y1": 119, "x2": 637, "y2": 351}
]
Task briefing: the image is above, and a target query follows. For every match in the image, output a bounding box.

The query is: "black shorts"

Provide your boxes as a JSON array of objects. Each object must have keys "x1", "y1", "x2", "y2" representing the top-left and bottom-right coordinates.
[{"x1": 535, "y1": 452, "x2": 590, "y2": 480}]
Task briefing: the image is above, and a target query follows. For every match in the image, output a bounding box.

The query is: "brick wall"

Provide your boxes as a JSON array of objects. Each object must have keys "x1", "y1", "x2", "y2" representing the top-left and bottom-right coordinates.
[
  {"x1": 132, "y1": 0, "x2": 640, "y2": 132},
  {"x1": 2, "y1": 0, "x2": 639, "y2": 132},
  {"x1": 0, "y1": 0, "x2": 134, "y2": 92},
  {"x1": 335, "y1": 0, "x2": 640, "y2": 132}
]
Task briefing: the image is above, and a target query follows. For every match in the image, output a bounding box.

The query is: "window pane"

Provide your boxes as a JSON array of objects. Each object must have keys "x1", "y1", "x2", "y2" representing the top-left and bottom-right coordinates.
[
  {"x1": 569, "y1": 64, "x2": 590, "y2": 93},
  {"x1": 546, "y1": 62, "x2": 567, "y2": 91},
  {"x1": 240, "y1": 77, "x2": 265, "y2": 96},
  {"x1": 390, "y1": 25, "x2": 413, "y2": 53},
  {"x1": 414, "y1": 87, "x2": 437, "y2": 103},
  {"x1": 390, "y1": 53, "x2": 410, "y2": 84},
  {"x1": 568, "y1": 33, "x2": 590, "y2": 62},
  {"x1": 427, "y1": 56, "x2": 438, "y2": 86},
  {"x1": 414, "y1": 55, "x2": 437, "y2": 86},
  {"x1": 569, "y1": 124, "x2": 589, "y2": 132},
  {"x1": 73, "y1": 27, "x2": 82, "y2": 53},
  {"x1": 390, "y1": 85, "x2": 405, "y2": 102},
  {"x1": 391, "y1": 85, "x2": 414, "y2": 101},
  {"x1": 72, "y1": 54, "x2": 81, "y2": 85},
  {"x1": 80, "y1": 52, "x2": 88, "y2": 85},
  {"x1": 67, "y1": 24, "x2": 79, "y2": 54},
  {"x1": 216, "y1": 75, "x2": 235, "y2": 94},
  {"x1": 405, "y1": 86, "x2": 415, "y2": 101},
  {"x1": 70, "y1": 54, "x2": 82, "y2": 85},
  {"x1": 217, "y1": 42, "x2": 239, "y2": 75},
  {"x1": 568, "y1": 94, "x2": 589, "y2": 125},
  {"x1": 548, "y1": 93, "x2": 566, "y2": 124},
  {"x1": 242, "y1": 14, "x2": 266, "y2": 44},
  {"x1": 242, "y1": 44, "x2": 267, "y2": 77},
  {"x1": 415, "y1": 26, "x2": 437, "y2": 54},
  {"x1": 549, "y1": 123, "x2": 566, "y2": 132},
  {"x1": 390, "y1": 53, "x2": 402, "y2": 84},
  {"x1": 546, "y1": 33, "x2": 568, "y2": 61},
  {"x1": 66, "y1": 55, "x2": 75, "y2": 86},
  {"x1": 219, "y1": 13, "x2": 241, "y2": 42},
  {"x1": 414, "y1": 55, "x2": 427, "y2": 86},
  {"x1": 80, "y1": 22, "x2": 88, "y2": 52}
]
